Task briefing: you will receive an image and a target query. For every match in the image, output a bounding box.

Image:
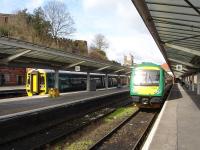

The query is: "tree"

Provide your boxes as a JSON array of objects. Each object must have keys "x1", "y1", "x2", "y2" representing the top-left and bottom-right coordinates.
[
  {"x1": 91, "y1": 34, "x2": 109, "y2": 51},
  {"x1": 89, "y1": 34, "x2": 109, "y2": 60},
  {"x1": 89, "y1": 50, "x2": 107, "y2": 60},
  {"x1": 43, "y1": 0, "x2": 76, "y2": 38},
  {"x1": 32, "y1": 7, "x2": 51, "y2": 38}
]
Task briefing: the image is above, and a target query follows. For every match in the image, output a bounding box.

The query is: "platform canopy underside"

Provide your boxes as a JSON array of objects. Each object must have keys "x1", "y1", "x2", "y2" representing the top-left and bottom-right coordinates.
[
  {"x1": 0, "y1": 36, "x2": 130, "y2": 75},
  {"x1": 132, "y1": 0, "x2": 200, "y2": 77}
]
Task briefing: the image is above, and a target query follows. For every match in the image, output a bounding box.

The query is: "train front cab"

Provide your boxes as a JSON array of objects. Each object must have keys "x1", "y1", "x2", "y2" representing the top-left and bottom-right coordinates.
[
  {"x1": 26, "y1": 70, "x2": 47, "y2": 96},
  {"x1": 130, "y1": 66, "x2": 164, "y2": 109}
]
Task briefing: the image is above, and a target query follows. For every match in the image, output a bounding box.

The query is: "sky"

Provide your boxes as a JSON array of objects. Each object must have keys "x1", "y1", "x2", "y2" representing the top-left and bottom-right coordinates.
[{"x1": 0, "y1": 0, "x2": 166, "y2": 65}]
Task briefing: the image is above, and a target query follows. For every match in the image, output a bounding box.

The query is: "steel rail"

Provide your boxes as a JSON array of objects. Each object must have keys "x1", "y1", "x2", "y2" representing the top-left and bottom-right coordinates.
[
  {"x1": 0, "y1": 98, "x2": 132, "y2": 149},
  {"x1": 132, "y1": 111, "x2": 158, "y2": 150},
  {"x1": 88, "y1": 109, "x2": 140, "y2": 150}
]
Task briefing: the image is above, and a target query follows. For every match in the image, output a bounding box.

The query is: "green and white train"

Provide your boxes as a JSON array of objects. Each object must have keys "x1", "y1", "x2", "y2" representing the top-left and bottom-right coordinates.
[{"x1": 130, "y1": 62, "x2": 173, "y2": 108}]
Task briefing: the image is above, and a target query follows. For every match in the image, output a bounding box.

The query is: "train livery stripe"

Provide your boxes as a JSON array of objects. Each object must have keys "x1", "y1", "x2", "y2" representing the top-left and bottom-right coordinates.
[
  {"x1": 133, "y1": 86, "x2": 159, "y2": 95},
  {"x1": 136, "y1": 67, "x2": 160, "y2": 70}
]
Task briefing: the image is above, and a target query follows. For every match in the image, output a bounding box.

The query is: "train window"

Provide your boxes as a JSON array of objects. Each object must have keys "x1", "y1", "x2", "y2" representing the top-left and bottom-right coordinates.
[
  {"x1": 17, "y1": 75, "x2": 23, "y2": 85},
  {"x1": 40, "y1": 75, "x2": 45, "y2": 85},
  {"x1": 0, "y1": 74, "x2": 5, "y2": 86},
  {"x1": 133, "y1": 70, "x2": 160, "y2": 86}
]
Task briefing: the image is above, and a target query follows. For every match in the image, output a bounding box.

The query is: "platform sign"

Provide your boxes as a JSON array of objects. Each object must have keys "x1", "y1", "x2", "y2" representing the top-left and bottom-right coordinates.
[
  {"x1": 75, "y1": 66, "x2": 80, "y2": 72},
  {"x1": 176, "y1": 65, "x2": 182, "y2": 71}
]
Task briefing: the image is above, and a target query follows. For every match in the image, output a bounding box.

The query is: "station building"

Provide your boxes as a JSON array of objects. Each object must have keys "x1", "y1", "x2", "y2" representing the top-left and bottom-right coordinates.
[{"x1": 0, "y1": 67, "x2": 26, "y2": 86}]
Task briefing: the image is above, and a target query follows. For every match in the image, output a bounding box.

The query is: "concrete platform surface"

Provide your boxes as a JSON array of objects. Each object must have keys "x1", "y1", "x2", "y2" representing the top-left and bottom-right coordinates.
[
  {"x1": 0, "y1": 87, "x2": 128, "y2": 118},
  {"x1": 143, "y1": 84, "x2": 200, "y2": 150},
  {"x1": 0, "y1": 85, "x2": 25, "y2": 91}
]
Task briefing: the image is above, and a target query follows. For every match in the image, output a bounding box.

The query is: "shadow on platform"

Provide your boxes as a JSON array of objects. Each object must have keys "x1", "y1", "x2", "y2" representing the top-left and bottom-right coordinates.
[{"x1": 167, "y1": 84, "x2": 182, "y2": 101}]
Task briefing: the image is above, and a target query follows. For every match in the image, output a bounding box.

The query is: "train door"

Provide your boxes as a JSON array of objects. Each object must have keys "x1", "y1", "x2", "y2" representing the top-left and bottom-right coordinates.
[
  {"x1": 39, "y1": 73, "x2": 47, "y2": 95},
  {"x1": 32, "y1": 73, "x2": 39, "y2": 94},
  {"x1": 26, "y1": 73, "x2": 32, "y2": 96}
]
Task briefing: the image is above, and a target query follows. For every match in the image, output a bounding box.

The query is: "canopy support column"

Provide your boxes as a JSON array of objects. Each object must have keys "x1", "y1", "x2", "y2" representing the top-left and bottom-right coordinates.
[
  {"x1": 87, "y1": 72, "x2": 90, "y2": 91},
  {"x1": 117, "y1": 75, "x2": 121, "y2": 88},
  {"x1": 197, "y1": 73, "x2": 200, "y2": 95},
  {"x1": 54, "y1": 69, "x2": 59, "y2": 89},
  {"x1": 192, "y1": 75, "x2": 195, "y2": 91},
  {"x1": 105, "y1": 74, "x2": 108, "y2": 89}
]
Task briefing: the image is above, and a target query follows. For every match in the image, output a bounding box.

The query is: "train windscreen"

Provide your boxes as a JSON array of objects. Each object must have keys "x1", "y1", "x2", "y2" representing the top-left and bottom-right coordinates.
[{"x1": 133, "y1": 70, "x2": 160, "y2": 86}]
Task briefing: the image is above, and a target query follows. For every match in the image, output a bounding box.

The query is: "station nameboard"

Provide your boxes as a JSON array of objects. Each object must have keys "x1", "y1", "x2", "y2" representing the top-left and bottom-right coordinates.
[{"x1": 75, "y1": 66, "x2": 80, "y2": 72}]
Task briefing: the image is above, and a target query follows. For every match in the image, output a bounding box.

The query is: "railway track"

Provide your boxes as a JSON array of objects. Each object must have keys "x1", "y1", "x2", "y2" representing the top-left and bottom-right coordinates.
[
  {"x1": 0, "y1": 98, "x2": 132, "y2": 149},
  {"x1": 88, "y1": 109, "x2": 158, "y2": 150}
]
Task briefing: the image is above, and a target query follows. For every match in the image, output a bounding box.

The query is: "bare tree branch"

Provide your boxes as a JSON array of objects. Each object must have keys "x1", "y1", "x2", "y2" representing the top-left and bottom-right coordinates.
[
  {"x1": 91, "y1": 34, "x2": 109, "y2": 51},
  {"x1": 43, "y1": 0, "x2": 76, "y2": 38}
]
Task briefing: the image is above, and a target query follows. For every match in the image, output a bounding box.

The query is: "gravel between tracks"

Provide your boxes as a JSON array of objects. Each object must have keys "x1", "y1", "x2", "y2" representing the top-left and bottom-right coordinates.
[
  {"x1": 49, "y1": 106, "x2": 138, "y2": 150},
  {"x1": 99, "y1": 111, "x2": 156, "y2": 150}
]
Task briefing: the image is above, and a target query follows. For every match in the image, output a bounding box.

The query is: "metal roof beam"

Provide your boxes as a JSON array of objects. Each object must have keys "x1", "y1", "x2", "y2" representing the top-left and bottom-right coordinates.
[
  {"x1": 160, "y1": 34, "x2": 187, "y2": 39},
  {"x1": 154, "y1": 19, "x2": 200, "y2": 30},
  {"x1": 125, "y1": 71, "x2": 131, "y2": 75},
  {"x1": 184, "y1": 0, "x2": 200, "y2": 15},
  {"x1": 165, "y1": 43, "x2": 200, "y2": 57},
  {"x1": 149, "y1": 9, "x2": 199, "y2": 17},
  {"x1": 164, "y1": 38, "x2": 200, "y2": 44},
  {"x1": 158, "y1": 29, "x2": 197, "y2": 37},
  {"x1": 146, "y1": 1, "x2": 200, "y2": 9},
  {"x1": 114, "y1": 68, "x2": 125, "y2": 73},
  {"x1": 169, "y1": 58, "x2": 198, "y2": 68},
  {"x1": 165, "y1": 35, "x2": 200, "y2": 43},
  {"x1": 167, "y1": 51, "x2": 193, "y2": 59},
  {"x1": 173, "y1": 42, "x2": 200, "y2": 48},
  {"x1": 163, "y1": 38, "x2": 200, "y2": 45},
  {"x1": 0, "y1": 37, "x2": 114, "y2": 68},
  {"x1": 155, "y1": 25, "x2": 200, "y2": 34},
  {"x1": 96, "y1": 65, "x2": 111, "y2": 71},
  {"x1": 0, "y1": 50, "x2": 31, "y2": 64},
  {"x1": 65, "y1": 61, "x2": 85, "y2": 69},
  {"x1": 152, "y1": 16, "x2": 200, "y2": 24}
]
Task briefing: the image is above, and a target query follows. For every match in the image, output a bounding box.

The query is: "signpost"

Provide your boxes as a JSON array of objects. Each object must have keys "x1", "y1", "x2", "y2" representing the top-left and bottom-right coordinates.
[{"x1": 75, "y1": 66, "x2": 80, "y2": 72}]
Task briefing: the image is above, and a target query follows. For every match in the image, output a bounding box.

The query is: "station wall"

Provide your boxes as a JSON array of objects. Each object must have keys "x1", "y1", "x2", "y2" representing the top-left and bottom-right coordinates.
[{"x1": 0, "y1": 67, "x2": 26, "y2": 86}]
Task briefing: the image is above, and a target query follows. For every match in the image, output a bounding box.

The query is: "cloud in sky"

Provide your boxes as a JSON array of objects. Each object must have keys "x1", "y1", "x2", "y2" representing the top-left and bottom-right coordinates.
[
  {"x1": 0, "y1": 0, "x2": 166, "y2": 65},
  {"x1": 25, "y1": 0, "x2": 44, "y2": 12},
  {"x1": 77, "y1": 0, "x2": 165, "y2": 64}
]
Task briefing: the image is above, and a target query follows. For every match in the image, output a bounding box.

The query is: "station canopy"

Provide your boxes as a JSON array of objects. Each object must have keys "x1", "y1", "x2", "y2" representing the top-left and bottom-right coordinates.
[
  {"x1": 0, "y1": 36, "x2": 130, "y2": 74},
  {"x1": 132, "y1": 0, "x2": 200, "y2": 77}
]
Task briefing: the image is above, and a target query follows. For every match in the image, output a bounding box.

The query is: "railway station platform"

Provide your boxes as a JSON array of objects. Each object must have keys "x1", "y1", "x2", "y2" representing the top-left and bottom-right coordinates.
[
  {"x1": 143, "y1": 84, "x2": 200, "y2": 150},
  {"x1": 0, "y1": 87, "x2": 128, "y2": 119},
  {"x1": 0, "y1": 85, "x2": 25, "y2": 91},
  {"x1": 0, "y1": 85, "x2": 26, "y2": 95}
]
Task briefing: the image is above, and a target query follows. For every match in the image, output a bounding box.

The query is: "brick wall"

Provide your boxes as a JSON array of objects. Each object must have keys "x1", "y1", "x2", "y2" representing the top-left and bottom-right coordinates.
[{"x1": 0, "y1": 67, "x2": 26, "y2": 86}]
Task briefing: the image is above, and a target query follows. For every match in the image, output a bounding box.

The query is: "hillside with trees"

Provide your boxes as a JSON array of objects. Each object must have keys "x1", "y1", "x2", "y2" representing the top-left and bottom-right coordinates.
[
  {"x1": 0, "y1": 0, "x2": 87, "y2": 55},
  {"x1": 0, "y1": 0, "x2": 122, "y2": 64},
  {"x1": 89, "y1": 34, "x2": 109, "y2": 60}
]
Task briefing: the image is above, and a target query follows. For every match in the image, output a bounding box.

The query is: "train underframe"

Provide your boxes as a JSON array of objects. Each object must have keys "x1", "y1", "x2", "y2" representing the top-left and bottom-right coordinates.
[{"x1": 132, "y1": 96, "x2": 163, "y2": 109}]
